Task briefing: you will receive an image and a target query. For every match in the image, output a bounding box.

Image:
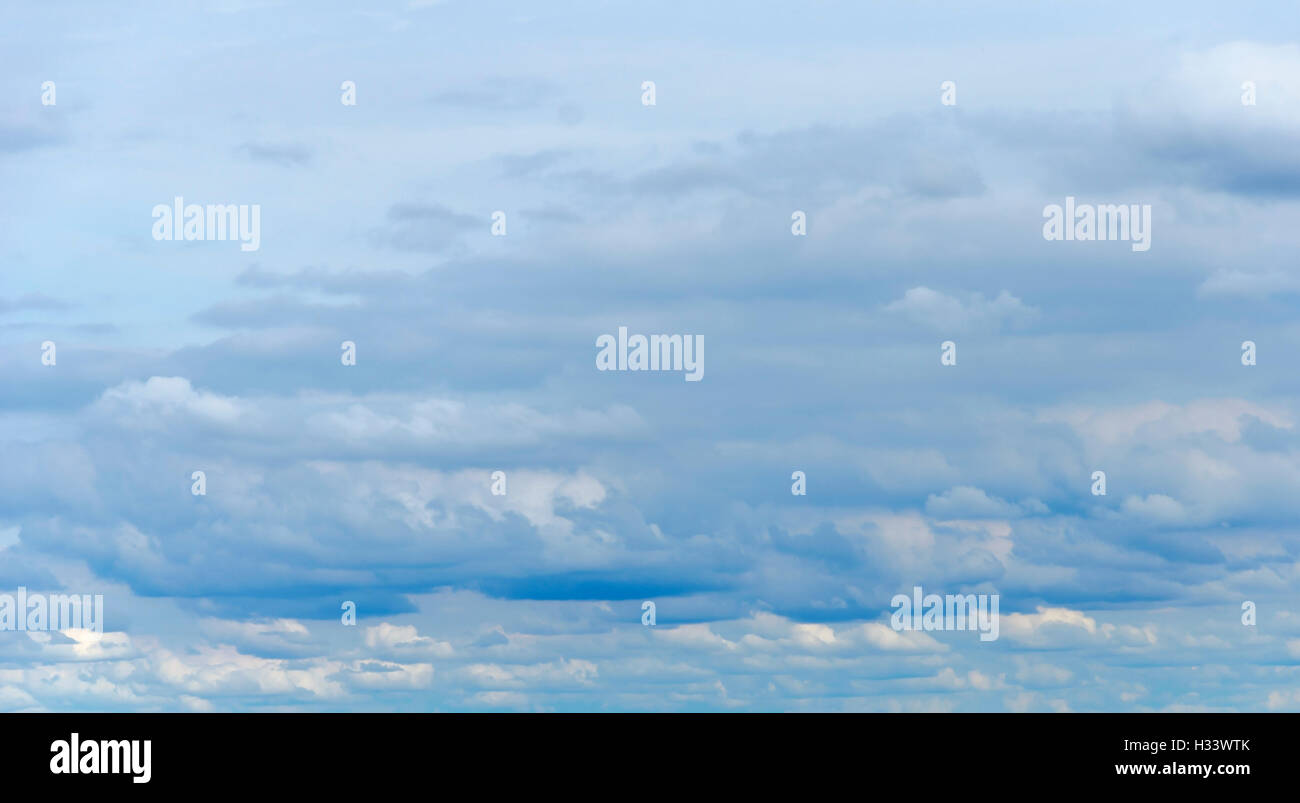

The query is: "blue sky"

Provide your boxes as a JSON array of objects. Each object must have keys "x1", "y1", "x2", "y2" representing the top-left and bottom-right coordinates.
[{"x1": 2, "y1": 0, "x2": 1300, "y2": 711}]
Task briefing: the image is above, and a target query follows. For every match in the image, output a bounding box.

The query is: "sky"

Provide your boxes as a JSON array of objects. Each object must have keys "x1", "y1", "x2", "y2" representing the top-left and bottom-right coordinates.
[{"x1": 1, "y1": 0, "x2": 1300, "y2": 712}]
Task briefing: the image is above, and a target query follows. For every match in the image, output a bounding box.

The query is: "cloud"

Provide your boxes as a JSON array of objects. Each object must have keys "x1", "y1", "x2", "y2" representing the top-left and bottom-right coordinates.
[
  {"x1": 926, "y1": 486, "x2": 1031, "y2": 519},
  {"x1": 0, "y1": 294, "x2": 71, "y2": 315},
  {"x1": 364, "y1": 623, "x2": 454, "y2": 658},
  {"x1": 1000, "y1": 607, "x2": 1111, "y2": 648},
  {"x1": 95, "y1": 377, "x2": 247, "y2": 427},
  {"x1": 236, "y1": 141, "x2": 312, "y2": 166},
  {"x1": 857, "y1": 622, "x2": 947, "y2": 653},
  {"x1": 1198, "y1": 269, "x2": 1300, "y2": 298},
  {"x1": 1040, "y1": 399, "x2": 1293, "y2": 446},
  {"x1": 0, "y1": 110, "x2": 66, "y2": 153},
  {"x1": 1121, "y1": 493, "x2": 1189, "y2": 525},
  {"x1": 884, "y1": 287, "x2": 1037, "y2": 332},
  {"x1": 375, "y1": 204, "x2": 480, "y2": 252}
]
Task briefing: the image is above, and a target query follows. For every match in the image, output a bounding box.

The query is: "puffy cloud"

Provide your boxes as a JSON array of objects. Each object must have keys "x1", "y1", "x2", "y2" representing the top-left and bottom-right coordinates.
[{"x1": 364, "y1": 623, "x2": 454, "y2": 658}]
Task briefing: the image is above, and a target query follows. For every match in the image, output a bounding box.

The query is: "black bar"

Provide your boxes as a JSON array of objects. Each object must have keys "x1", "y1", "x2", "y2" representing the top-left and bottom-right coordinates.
[{"x1": 5, "y1": 713, "x2": 1289, "y2": 791}]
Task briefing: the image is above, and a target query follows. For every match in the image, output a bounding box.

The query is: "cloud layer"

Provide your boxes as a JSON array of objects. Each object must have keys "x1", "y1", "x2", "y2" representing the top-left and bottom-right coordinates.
[{"x1": 1, "y1": 0, "x2": 1299, "y2": 711}]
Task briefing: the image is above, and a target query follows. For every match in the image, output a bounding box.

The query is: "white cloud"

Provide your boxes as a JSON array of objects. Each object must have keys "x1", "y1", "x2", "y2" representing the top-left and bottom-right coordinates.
[
  {"x1": 96, "y1": 377, "x2": 247, "y2": 426},
  {"x1": 926, "y1": 486, "x2": 1023, "y2": 518},
  {"x1": 884, "y1": 286, "x2": 1037, "y2": 332},
  {"x1": 364, "y1": 623, "x2": 454, "y2": 658}
]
